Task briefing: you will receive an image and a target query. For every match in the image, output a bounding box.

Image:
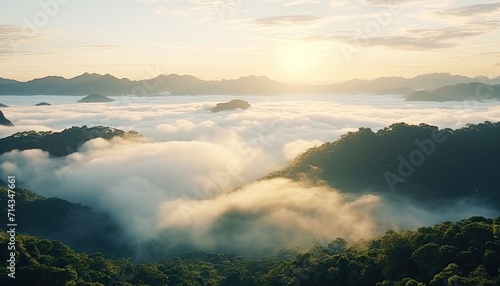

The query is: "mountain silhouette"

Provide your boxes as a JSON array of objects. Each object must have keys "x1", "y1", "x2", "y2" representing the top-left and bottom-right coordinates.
[
  {"x1": 322, "y1": 72, "x2": 490, "y2": 94},
  {"x1": 211, "y1": 99, "x2": 251, "y2": 112},
  {"x1": 1, "y1": 72, "x2": 498, "y2": 96},
  {"x1": 406, "y1": 82, "x2": 500, "y2": 102},
  {"x1": 77, "y1": 94, "x2": 115, "y2": 103},
  {"x1": 35, "y1": 102, "x2": 51, "y2": 106},
  {"x1": 0, "y1": 110, "x2": 13, "y2": 126},
  {"x1": 0, "y1": 73, "x2": 285, "y2": 95}
]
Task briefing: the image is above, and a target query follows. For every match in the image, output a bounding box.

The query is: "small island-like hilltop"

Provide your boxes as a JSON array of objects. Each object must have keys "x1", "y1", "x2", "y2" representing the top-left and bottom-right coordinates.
[
  {"x1": 211, "y1": 99, "x2": 251, "y2": 112},
  {"x1": 78, "y1": 94, "x2": 115, "y2": 103}
]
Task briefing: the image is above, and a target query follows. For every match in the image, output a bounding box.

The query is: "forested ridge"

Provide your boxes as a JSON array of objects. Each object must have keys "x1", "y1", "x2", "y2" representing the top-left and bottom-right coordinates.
[
  {"x1": 267, "y1": 121, "x2": 500, "y2": 209},
  {"x1": 0, "y1": 126, "x2": 141, "y2": 157},
  {"x1": 0, "y1": 188, "x2": 132, "y2": 258},
  {"x1": 2, "y1": 122, "x2": 500, "y2": 284},
  {"x1": 1, "y1": 215, "x2": 499, "y2": 285}
]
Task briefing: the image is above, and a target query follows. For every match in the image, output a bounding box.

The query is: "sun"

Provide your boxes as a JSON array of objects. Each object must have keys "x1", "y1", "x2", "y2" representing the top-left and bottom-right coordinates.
[{"x1": 279, "y1": 42, "x2": 319, "y2": 78}]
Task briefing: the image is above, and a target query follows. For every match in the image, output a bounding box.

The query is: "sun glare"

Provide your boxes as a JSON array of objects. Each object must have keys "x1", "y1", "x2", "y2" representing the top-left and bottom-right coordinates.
[{"x1": 279, "y1": 42, "x2": 319, "y2": 80}]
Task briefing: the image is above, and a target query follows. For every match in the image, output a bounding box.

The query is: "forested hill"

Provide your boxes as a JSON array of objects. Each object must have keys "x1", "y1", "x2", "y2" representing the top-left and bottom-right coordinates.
[
  {"x1": 0, "y1": 126, "x2": 141, "y2": 157},
  {"x1": 0, "y1": 188, "x2": 131, "y2": 258},
  {"x1": 1, "y1": 216, "x2": 499, "y2": 285},
  {"x1": 266, "y1": 121, "x2": 500, "y2": 208}
]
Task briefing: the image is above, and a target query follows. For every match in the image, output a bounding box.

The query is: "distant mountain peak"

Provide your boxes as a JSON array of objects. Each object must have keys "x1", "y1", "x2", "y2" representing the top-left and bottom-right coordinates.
[
  {"x1": 102, "y1": 73, "x2": 116, "y2": 78},
  {"x1": 412, "y1": 72, "x2": 467, "y2": 79},
  {"x1": 78, "y1": 94, "x2": 115, "y2": 103},
  {"x1": 32, "y1": 75, "x2": 66, "y2": 81},
  {"x1": 70, "y1": 72, "x2": 104, "y2": 81}
]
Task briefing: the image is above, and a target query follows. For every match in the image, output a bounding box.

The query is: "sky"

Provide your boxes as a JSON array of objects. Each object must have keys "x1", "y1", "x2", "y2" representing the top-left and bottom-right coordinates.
[{"x1": 0, "y1": 0, "x2": 500, "y2": 83}]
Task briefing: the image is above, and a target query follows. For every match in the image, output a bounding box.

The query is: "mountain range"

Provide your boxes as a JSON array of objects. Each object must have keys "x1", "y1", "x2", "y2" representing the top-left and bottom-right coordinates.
[
  {"x1": 406, "y1": 82, "x2": 500, "y2": 102},
  {"x1": 1, "y1": 72, "x2": 499, "y2": 97}
]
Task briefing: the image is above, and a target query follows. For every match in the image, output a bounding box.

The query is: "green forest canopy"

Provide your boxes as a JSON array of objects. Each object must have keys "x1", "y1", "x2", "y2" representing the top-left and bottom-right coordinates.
[
  {"x1": 1, "y1": 216, "x2": 499, "y2": 286},
  {"x1": 267, "y1": 121, "x2": 500, "y2": 208}
]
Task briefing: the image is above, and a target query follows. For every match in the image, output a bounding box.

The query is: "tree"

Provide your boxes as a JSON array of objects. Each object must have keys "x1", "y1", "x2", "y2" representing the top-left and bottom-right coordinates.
[{"x1": 430, "y1": 263, "x2": 463, "y2": 286}]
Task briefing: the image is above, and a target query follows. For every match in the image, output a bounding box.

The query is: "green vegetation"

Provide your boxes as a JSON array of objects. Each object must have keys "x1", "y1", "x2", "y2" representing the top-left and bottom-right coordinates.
[
  {"x1": 0, "y1": 126, "x2": 141, "y2": 157},
  {"x1": 2, "y1": 122, "x2": 500, "y2": 284},
  {"x1": 0, "y1": 188, "x2": 132, "y2": 259},
  {"x1": 1, "y1": 216, "x2": 499, "y2": 285},
  {"x1": 267, "y1": 121, "x2": 500, "y2": 209}
]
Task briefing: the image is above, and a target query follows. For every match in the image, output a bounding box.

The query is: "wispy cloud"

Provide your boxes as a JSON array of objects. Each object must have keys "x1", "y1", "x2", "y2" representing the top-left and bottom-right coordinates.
[
  {"x1": 252, "y1": 15, "x2": 321, "y2": 26},
  {"x1": 154, "y1": 5, "x2": 169, "y2": 15},
  {"x1": 444, "y1": 2, "x2": 500, "y2": 17},
  {"x1": 141, "y1": 0, "x2": 244, "y2": 18},
  {"x1": 266, "y1": 0, "x2": 321, "y2": 6},
  {"x1": 304, "y1": 21, "x2": 495, "y2": 51},
  {"x1": 0, "y1": 25, "x2": 54, "y2": 56},
  {"x1": 0, "y1": 25, "x2": 21, "y2": 54}
]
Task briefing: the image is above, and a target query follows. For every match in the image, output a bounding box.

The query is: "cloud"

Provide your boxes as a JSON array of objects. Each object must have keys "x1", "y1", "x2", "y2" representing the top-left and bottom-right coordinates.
[
  {"x1": 2, "y1": 94, "x2": 500, "y2": 257},
  {"x1": 252, "y1": 15, "x2": 322, "y2": 26},
  {"x1": 154, "y1": 5, "x2": 169, "y2": 15},
  {"x1": 287, "y1": 1, "x2": 499, "y2": 52},
  {"x1": 140, "y1": 0, "x2": 244, "y2": 19},
  {"x1": 0, "y1": 25, "x2": 21, "y2": 49},
  {"x1": 0, "y1": 24, "x2": 66, "y2": 59},
  {"x1": 283, "y1": 139, "x2": 323, "y2": 160},
  {"x1": 308, "y1": 34, "x2": 450, "y2": 50},
  {"x1": 444, "y1": 2, "x2": 500, "y2": 17},
  {"x1": 266, "y1": 0, "x2": 322, "y2": 6},
  {"x1": 0, "y1": 25, "x2": 29, "y2": 55},
  {"x1": 305, "y1": 23, "x2": 494, "y2": 50},
  {"x1": 156, "y1": 178, "x2": 383, "y2": 252}
]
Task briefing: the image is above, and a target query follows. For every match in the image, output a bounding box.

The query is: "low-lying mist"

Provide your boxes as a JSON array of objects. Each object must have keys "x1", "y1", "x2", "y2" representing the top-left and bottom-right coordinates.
[{"x1": 1, "y1": 94, "x2": 500, "y2": 259}]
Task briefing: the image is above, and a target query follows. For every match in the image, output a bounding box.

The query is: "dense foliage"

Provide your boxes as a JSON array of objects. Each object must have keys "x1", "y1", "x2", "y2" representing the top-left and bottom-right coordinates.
[
  {"x1": 267, "y1": 121, "x2": 500, "y2": 209},
  {"x1": 0, "y1": 188, "x2": 131, "y2": 258},
  {"x1": 0, "y1": 126, "x2": 140, "y2": 157},
  {"x1": 2, "y1": 122, "x2": 500, "y2": 284},
  {"x1": 1, "y1": 216, "x2": 499, "y2": 285}
]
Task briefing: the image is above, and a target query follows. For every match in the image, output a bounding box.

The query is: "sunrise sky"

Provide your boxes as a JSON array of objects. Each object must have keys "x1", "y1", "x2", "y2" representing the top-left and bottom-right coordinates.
[{"x1": 1, "y1": 0, "x2": 499, "y2": 83}]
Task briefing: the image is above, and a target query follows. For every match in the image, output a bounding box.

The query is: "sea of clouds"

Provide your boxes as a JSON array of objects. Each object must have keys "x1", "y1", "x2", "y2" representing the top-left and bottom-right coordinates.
[{"x1": 1, "y1": 93, "x2": 499, "y2": 256}]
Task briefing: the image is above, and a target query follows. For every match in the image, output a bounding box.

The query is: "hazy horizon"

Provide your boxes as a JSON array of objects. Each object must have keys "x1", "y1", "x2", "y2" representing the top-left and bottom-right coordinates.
[
  {"x1": 1, "y1": 1, "x2": 500, "y2": 84},
  {"x1": 1, "y1": 70, "x2": 500, "y2": 84}
]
